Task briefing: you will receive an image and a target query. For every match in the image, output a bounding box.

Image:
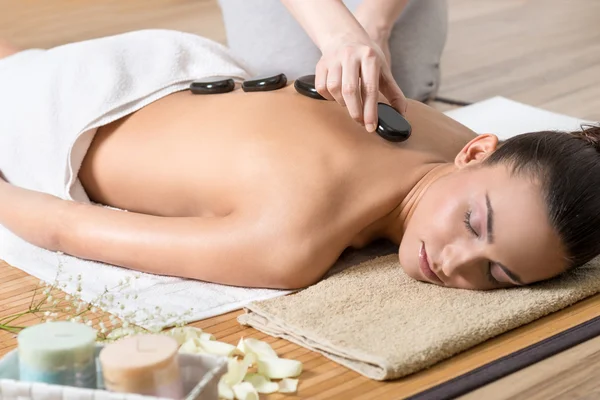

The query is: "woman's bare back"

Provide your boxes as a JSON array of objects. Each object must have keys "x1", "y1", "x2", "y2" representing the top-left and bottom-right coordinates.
[
  {"x1": 74, "y1": 84, "x2": 477, "y2": 287},
  {"x1": 80, "y1": 85, "x2": 474, "y2": 220}
]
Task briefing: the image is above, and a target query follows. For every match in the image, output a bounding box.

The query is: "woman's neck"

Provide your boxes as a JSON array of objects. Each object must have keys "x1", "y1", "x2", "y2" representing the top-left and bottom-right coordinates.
[{"x1": 368, "y1": 163, "x2": 456, "y2": 244}]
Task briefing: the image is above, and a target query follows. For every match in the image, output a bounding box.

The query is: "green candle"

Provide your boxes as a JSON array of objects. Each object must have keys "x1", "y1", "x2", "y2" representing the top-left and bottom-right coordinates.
[{"x1": 18, "y1": 321, "x2": 97, "y2": 388}]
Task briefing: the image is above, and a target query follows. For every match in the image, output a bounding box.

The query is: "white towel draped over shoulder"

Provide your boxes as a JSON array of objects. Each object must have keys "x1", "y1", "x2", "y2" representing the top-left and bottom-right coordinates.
[
  {"x1": 0, "y1": 30, "x2": 296, "y2": 331},
  {"x1": 0, "y1": 29, "x2": 250, "y2": 201}
]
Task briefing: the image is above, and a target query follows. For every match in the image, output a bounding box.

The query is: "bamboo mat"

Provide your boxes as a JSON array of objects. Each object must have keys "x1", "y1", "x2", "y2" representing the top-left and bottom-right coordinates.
[{"x1": 3, "y1": 258, "x2": 600, "y2": 400}]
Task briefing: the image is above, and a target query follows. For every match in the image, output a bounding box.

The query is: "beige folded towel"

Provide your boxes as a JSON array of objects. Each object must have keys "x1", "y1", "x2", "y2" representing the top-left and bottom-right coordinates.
[{"x1": 238, "y1": 249, "x2": 600, "y2": 380}]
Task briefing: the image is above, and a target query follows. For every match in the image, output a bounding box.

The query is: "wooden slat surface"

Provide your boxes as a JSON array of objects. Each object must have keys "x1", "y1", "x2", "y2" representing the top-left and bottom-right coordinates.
[
  {"x1": 3, "y1": 259, "x2": 600, "y2": 400},
  {"x1": 1, "y1": 0, "x2": 600, "y2": 399}
]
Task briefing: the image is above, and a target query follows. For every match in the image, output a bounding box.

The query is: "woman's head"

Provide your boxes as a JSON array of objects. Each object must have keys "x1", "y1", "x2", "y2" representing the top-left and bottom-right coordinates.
[{"x1": 399, "y1": 124, "x2": 600, "y2": 290}]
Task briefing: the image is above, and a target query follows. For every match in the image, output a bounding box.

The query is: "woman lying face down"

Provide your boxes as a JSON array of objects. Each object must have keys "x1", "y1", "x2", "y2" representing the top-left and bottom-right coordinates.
[{"x1": 0, "y1": 34, "x2": 599, "y2": 292}]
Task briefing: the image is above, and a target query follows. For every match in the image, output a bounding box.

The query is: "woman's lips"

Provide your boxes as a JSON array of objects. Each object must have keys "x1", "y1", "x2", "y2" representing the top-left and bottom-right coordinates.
[{"x1": 419, "y1": 242, "x2": 443, "y2": 285}]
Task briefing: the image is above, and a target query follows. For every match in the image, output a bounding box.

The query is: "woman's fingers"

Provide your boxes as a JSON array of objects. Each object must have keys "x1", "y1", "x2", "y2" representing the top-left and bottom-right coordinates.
[
  {"x1": 379, "y1": 68, "x2": 408, "y2": 116},
  {"x1": 325, "y1": 63, "x2": 345, "y2": 106},
  {"x1": 315, "y1": 42, "x2": 406, "y2": 131},
  {"x1": 341, "y1": 57, "x2": 363, "y2": 124},
  {"x1": 361, "y1": 54, "x2": 380, "y2": 132},
  {"x1": 315, "y1": 61, "x2": 334, "y2": 101}
]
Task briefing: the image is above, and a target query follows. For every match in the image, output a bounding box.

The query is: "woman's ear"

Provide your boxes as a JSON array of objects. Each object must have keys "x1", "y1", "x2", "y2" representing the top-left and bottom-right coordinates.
[{"x1": 454, "y1": 134, "x2": 499, "y2": 168}]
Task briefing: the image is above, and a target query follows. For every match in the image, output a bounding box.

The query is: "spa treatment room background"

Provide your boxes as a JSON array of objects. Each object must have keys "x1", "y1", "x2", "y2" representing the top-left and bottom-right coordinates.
[{"x1": 1, "y1": 0, "x2": 600, "y2": 399}]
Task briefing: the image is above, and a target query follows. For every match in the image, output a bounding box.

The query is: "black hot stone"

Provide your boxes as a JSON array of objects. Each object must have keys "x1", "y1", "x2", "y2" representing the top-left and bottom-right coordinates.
[
  {"x1": 190, "y1": 78, "x2": 235, "y2": 95},
  {"x1": 241, "y1": 73, "x2": 287, "y2": 92},
  {"x1": 294, "y1": 74, "x2": 326, "y2": 100},
  {"x1": 376, "y1": 103, "x2": 412, "y2": 142}
]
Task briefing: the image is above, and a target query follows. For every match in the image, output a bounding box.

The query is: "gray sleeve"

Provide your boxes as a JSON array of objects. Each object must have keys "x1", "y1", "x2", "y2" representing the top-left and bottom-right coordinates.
[{"x1": 217, "y1": 0, "x2": 321, "y2": 80}]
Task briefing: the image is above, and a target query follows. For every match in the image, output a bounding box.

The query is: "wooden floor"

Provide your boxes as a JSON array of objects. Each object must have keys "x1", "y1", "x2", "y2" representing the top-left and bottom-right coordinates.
[{"x1": 1, "y1": 0, "x2": 600, "y2": 399}]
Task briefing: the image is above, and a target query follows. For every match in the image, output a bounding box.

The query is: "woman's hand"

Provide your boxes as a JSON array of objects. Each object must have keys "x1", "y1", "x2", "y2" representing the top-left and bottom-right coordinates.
[
  {"x1": 374, "y1": 35, "x2": 392, "y2": 68},
  {"x1": 315, "y1": 35, "x2": 406, "y2": 133}
]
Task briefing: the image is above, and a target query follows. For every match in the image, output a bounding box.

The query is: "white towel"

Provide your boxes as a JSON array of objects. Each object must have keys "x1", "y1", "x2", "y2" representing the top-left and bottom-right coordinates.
[
  {"x1": 0, "y1": 30, "x2": 291, "y2": 331},
  {"x1": 0, "y1": 30, "x2": 592, "y2": 330}
]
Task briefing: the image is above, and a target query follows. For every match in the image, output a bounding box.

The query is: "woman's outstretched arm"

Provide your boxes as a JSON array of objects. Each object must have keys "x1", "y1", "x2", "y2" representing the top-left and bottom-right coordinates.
[{"x1": 0, "y1": 178, "x2": 302, "y2": 289}]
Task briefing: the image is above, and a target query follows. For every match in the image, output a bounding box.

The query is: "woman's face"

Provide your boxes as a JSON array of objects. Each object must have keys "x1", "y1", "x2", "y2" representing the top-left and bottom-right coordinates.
[{"x1": 399, "y1": 136, "x2": 567, "y2": 290}]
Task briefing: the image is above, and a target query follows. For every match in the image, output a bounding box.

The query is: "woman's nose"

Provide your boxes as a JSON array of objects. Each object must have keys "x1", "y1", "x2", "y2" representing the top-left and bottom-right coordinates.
[{"x1": 440, "y1": 243, "x2": 482, "y2": 279}]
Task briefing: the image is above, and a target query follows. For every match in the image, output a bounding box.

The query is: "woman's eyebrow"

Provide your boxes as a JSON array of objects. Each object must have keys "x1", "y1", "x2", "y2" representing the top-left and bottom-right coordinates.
[
  {"x1": 486, "y1": 192, "x2": 525, "y2": 286},
  {"x1": 485, "y1": 192, "x2": 494, "y2": 244}
]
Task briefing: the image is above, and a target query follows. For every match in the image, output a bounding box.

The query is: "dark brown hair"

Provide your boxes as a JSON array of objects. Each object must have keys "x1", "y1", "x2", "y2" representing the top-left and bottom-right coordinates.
[{"x1": 484, "y1": 124, "x2": 600, "y2": 269}]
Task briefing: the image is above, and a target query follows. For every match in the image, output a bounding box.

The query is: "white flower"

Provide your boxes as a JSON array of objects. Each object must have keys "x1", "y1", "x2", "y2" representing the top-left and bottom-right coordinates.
[
  {"x1": 44, "y1": 311, "x2": 51, "y2": 317},
  {"x1": 46, "y1": 296, "x2": 53, "y2": 303},
  {"x1": 65, "y1": 295, "x2": 71, "y2": 301},
  {"x1": 91, "y1": 307, "x2": 98, "y2": 313},
  {"x1": 122, "y1": 321, "x2": 130, "y2": 328},
  {"x1": 86, "y1": 321, "x2": 93, "y2": 326}
]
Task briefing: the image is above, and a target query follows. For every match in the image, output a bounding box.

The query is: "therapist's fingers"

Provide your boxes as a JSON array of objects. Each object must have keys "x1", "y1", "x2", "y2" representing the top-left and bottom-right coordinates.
[
  {"x1": 326, "y1": 64, "x2": 345, "y2": 106},
  {"x1": 361, "y1": 55, "x2": 381, "y2": 133},
  {"x1": 315, "y1": 61, "x2": 334, "y2": 101},
  {"x1": 341, "y1": 58, "x2": 363, "y2": 124},
  {"x1": 379, "y1": 68, "x2": 408, "y2": 116}
]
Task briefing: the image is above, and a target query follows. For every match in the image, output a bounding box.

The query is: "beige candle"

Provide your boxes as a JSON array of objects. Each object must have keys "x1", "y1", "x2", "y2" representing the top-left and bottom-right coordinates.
[{"x1": 99, "y1": 334, "x2": 184, "y2": 399}]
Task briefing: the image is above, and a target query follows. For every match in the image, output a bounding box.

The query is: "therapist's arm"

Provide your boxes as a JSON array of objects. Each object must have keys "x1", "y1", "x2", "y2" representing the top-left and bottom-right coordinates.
[
  {"x1": 281, "y1": 0, "x2": 408, "y2": 132},
  {"x1": 281, "y1": 0, "x2": 369, "y2": 51},
  {"x1": 354, "y1": 0, "x2": 410, "y2": 41}
]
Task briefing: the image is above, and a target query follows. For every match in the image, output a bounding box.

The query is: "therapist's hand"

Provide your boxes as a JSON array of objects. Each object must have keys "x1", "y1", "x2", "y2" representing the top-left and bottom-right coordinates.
[{"x1": 315, "y1": 35, "x2": 407, "y2": 133}]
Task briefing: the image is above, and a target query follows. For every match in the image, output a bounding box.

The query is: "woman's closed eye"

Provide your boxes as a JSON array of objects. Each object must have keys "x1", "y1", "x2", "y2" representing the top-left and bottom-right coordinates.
[{"x1": 463, "y1": 209, "x2": 499, "y2": 285}]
